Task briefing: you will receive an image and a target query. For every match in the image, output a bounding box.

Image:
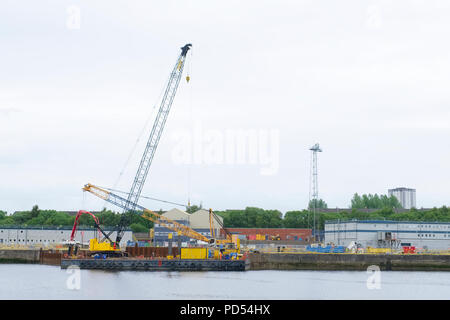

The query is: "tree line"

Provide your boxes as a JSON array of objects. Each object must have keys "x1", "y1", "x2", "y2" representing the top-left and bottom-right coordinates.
[
  {"x1": 350, "y1": 193, "x2": 402, "y2": 209},
  {"x1": 1, "y1": 200, "x2": 448, "y2": 232},
  {"x1": 280, "y1": 206, "x2": 450, "y2": 231},
  {"x1": 0, "y1": 206, "x2": 153, "y2": 233}
]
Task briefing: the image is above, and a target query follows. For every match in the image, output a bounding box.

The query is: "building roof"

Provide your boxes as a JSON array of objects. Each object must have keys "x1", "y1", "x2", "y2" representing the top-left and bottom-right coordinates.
[
  {"x1": 388, "y1": 187, "x2": 416, "y2": 192},
  {"x1": 162, "y1": 208, "x2": 190, "y2": 221},
  {"x1": 189, "y1": 209, "x2": 223, "y2": 230}
]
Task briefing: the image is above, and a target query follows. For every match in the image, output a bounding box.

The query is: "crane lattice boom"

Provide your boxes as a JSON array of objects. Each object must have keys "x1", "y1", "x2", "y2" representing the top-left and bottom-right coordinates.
[
  {"x1": 114, "y1": 44, "x2": 191, "y2": 246},
  {"x1": 83, "y1": 183, "x2": 211, "y2": 244}
]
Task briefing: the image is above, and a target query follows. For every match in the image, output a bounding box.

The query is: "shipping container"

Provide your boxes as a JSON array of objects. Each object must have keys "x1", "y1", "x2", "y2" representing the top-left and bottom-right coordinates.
[{"x1": 180, "y1": 247, "x2": 208, "y2": 259}]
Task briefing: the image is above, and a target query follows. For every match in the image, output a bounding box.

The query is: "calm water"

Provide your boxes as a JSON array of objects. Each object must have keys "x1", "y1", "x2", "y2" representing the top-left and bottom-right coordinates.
[{"x1": 0, "y1": 264, "x2": 449, "y2": 299}]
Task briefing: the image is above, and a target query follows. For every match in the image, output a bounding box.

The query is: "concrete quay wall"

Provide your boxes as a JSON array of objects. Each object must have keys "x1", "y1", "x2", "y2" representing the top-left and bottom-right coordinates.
[
  {"x1": 0, "y1": 249, "x2": 40, "y2": 263},
  {"x1": 248, "y1": 253, "x2": 450, "y2": 271}
]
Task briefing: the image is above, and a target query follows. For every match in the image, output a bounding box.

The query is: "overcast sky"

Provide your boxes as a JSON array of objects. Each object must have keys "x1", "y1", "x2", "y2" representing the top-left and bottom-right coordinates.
[{"x1": 1, "y1": 0, "x2": 449, "y2": 214}]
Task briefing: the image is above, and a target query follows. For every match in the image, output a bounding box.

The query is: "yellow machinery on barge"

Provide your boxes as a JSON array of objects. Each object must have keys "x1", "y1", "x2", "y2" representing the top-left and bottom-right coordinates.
[{"x1": 80, "y1": 184, "x2": 241, "y2": 260}]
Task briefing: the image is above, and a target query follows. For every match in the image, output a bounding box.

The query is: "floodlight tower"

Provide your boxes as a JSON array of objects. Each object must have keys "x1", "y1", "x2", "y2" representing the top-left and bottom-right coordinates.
[{"x1": 309, "y1": 143, "x2": 322, "y2": 242}]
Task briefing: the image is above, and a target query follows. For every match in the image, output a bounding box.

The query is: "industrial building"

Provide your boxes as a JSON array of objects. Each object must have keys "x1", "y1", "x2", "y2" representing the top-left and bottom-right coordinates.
[
  {"x1": 388, "y1": 187, "x2": 416, "y2": 209},
  {"x1": 221, "y1": 228, "x2": 312, "y2": 241},
  {"x1": 325, "y1": 220, "x2": 450, "y2": 250},
  {"x1": 0, "y1": 226, "x2": 133, "y2": 247},
  {"x1": 151, "y1": 210, "x2": 313, "y2": 245},
  {"x1": 152, "y1": 209, "x2": 223, "y2": 245}
]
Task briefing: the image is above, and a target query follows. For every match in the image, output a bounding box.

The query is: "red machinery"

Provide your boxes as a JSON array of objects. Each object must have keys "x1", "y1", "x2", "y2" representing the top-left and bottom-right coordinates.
[
  {"x1": 67, "y1": 210, "x2": 102, "y2": 256},
  {"x1": 403, "y1": 246, "x2": 416, "y2": 254}
]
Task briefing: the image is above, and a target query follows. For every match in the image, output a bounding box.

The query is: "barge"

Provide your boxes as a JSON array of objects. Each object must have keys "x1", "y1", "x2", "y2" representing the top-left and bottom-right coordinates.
[{"x1": 61, "y1": 258, "x2": 250, "y2": 271}]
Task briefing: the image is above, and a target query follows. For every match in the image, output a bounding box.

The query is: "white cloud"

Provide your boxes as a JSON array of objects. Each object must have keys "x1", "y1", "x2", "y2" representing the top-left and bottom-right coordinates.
[{"x1": 0, "y1": 0, "x2": 449, "y2": 213}]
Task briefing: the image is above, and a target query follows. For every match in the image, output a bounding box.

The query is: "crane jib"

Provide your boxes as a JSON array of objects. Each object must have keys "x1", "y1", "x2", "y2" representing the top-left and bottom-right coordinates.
[
  {"x1": 113, "y1": 44, "x2": 191, "y2": 246},
  {"x1": 82, "y1": 184, "x2": 210, "y2": 244}
]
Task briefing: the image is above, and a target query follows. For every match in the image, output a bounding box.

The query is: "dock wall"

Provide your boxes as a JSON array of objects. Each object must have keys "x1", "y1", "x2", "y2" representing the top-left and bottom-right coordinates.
[
  {"x1": 0, "y1": 249, "x2": 40, "y2": 263},
  {"x1": 248, "y1": 253, "x2": 450, "y2": 271},
  {"x1": 3, "y1": 249, "x2": 450, "y2": 271}
]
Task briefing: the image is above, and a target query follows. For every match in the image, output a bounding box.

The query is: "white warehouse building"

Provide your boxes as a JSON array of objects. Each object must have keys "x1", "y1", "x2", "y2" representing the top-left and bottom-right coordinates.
[
  {"x1": 325, "y1": 220, "x2": 450, "y2": 250},
  {"x1": 0, "y1": 226, "x2": 133, "y2": 247}
]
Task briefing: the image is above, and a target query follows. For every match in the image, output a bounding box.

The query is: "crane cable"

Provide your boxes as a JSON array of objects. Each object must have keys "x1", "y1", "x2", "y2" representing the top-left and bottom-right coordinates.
[
  {"x1": 97, "y1": 185, "x2": 187, "y2": 208},
  {"x1": 186, "y1": 48, "x2": 193, "y2": 211},
  {"x1": 104, "y1": 63, "x2": 175, "y2": 211}
]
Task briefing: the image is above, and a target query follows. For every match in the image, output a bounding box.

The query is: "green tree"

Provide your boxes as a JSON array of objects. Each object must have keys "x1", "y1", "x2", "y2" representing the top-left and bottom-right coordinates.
[
  {"x1": 129, "y1": 223, "x2": 149, "y2": 233},
  {"x1": 351, "y1": 193, "x2": 364, "y2": 208},
  {"x1": 11, "y1": 211, "x2": 32, "y2": 225},
  {"x1": 96, "y1": 209, "x2": 121, "y2": 227},
  {"x1": 0, "y1": 212, "x2": 14, "y2": 225},
  {"x1": 44, "y1": 211, "x2": 72, "y2": 226},
  {"x1": 30, "y1": 205, "x2": 40, "y2": 218},
  {"x1": 186, "y1": 204, "x2": 202, "y2": 214},
  {"x1": 351, "y1": 193, "x2": 402, "y2": 209},
  {"x1": 308, "y1": 199, "x2": 328, "y2": 209},
  {"x1": 283, "y1": 210, "x2": 309, "y2": 228}
]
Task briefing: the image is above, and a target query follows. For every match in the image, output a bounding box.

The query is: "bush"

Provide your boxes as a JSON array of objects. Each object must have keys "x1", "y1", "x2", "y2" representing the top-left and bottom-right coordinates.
[{"x1": 129, "y1": 223, "x2": 149, "y2": 233}]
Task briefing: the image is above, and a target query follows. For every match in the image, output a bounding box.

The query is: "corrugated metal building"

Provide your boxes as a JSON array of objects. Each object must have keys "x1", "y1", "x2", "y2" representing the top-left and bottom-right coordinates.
[
  {"x1": 325, "y1": 220, "x2": 450, "y2": 250},
  {"x1": 0, "y1": 226, "x2": 133, "y2": 247}
]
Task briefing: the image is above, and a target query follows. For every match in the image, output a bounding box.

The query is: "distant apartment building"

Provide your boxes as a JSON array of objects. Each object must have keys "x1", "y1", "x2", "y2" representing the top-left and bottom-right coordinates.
[{"x1": 388, "y1": 187, "x2": 416, "y2": 209}]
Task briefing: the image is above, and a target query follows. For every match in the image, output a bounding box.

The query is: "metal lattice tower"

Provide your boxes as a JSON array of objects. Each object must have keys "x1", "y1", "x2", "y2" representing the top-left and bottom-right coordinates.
[{"x1": 309, "y1": 143, "x2": 322, "y2": 241}]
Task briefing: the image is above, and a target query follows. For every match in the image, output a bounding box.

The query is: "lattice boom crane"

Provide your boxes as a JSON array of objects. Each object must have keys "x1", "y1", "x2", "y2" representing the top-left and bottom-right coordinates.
[
  {"x1": 113, "y1": 44, "x2": 192, "y2": 247},
  {"x1": 83, "y1": 183, "x2": 211, "y2": 244}
]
